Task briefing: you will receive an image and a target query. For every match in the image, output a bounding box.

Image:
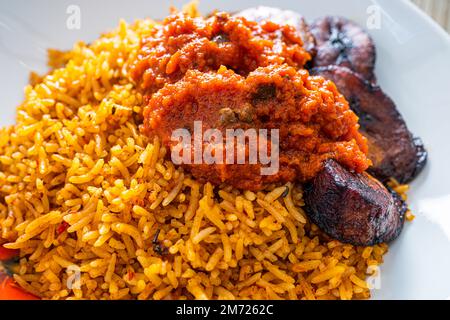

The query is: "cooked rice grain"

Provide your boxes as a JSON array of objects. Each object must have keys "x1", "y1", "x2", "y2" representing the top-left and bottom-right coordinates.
[{"x1": 0, "y1": 15, "x2": 398, "y2": 300}]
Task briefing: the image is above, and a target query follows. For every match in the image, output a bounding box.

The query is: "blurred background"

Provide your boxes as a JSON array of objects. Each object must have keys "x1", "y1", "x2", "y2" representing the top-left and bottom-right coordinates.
[{"x1": 412, "y1": 0, "x2": 450, "y2": 32}]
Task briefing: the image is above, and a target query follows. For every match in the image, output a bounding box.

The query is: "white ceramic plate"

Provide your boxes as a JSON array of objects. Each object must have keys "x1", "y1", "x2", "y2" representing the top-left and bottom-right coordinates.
[{"x1": 1, "y1": 0, "x2": 450, "y2": 300}]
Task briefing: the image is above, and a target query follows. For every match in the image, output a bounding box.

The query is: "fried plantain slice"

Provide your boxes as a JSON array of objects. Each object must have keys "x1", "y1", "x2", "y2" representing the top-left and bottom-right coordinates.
[
  {"x1": 234, "y1": 6, "x2": 316, "y2": 56},
  {"x1": 310, "y1": 65, "x2": 427, "y2": 183},
  {"x1": 304, "y1": 159, "x2": 407, "y2": 246},
  {"x1": 310, "y1": 16, "x2": 376, "y2": 81}
]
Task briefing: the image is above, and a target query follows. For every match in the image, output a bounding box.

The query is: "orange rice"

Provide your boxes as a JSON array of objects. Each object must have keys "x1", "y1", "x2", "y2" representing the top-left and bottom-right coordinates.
[{"x1": 0, "y1": 6, "x2": 403, "y2": 300}]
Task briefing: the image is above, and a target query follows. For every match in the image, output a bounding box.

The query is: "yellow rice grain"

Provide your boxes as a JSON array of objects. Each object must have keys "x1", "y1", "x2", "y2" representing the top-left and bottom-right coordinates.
[{"x1": 0, "y1": 8, "x2": 397, "y2": 300}]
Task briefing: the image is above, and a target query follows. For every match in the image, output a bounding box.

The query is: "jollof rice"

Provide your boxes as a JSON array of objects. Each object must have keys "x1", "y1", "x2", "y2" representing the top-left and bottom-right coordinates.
[{"x1": 0, "y1": 8, "x2": 403, "y2": 300}]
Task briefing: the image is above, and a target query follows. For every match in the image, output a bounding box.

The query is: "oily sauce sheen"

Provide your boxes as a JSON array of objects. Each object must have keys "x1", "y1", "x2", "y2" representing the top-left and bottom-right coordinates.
[{"x1": 131, "y1": 12, "x2": 370, "y2": 190}]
